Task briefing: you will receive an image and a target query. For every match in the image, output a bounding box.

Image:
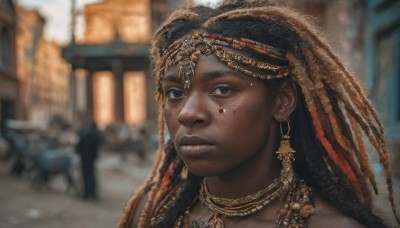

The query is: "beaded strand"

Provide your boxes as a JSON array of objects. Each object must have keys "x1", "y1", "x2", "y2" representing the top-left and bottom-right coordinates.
[{"x1": 159, "y1": 32, "x2": 290, "y2": 88}]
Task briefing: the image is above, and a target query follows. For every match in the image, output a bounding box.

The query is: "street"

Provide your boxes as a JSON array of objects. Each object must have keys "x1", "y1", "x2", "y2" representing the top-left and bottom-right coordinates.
[
  {"x1": 0, "y1": 151, "x2": 153, "y2": 228},
  {"x1": 1, "y1": 151, "x2": 399, "y2": 228}
]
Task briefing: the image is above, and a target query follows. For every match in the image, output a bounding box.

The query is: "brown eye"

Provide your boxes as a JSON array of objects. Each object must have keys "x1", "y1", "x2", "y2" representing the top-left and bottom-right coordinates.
[
  {"x1": 165, "y1": 88, "x2": 184, "y2": 100},
  {"x1": 213, "y1": 85, "x2": 233, "y2": 96}
]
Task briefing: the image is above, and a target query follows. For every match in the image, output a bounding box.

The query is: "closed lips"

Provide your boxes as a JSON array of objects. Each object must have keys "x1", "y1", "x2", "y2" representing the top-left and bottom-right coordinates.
[
  {"x1": 178, "y1": 136, "x2": 215, "y2": 156},
  {"x1": 179, "y1": 144, "x2": 214, "y2": 156},
  {"x1": 178, "y1": 135, "x2": 214, "y2": 146}
]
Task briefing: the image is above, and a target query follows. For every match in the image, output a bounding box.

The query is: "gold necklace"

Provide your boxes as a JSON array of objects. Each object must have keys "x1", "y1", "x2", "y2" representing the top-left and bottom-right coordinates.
[
  {"x1": 195, "y1": 179, "x2": 315, "y2": 228},
  {"x1": 203, "y1": 178, "x2": 280, "y2": 206},
  {"x1": 200, "y1": 179, "x2": 281, "y2": 217}
]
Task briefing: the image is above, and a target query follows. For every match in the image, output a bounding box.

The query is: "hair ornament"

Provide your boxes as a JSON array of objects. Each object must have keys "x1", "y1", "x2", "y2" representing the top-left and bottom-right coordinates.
[{"x1": 159, "y1": 32, "x2": 290, "y2": 91}]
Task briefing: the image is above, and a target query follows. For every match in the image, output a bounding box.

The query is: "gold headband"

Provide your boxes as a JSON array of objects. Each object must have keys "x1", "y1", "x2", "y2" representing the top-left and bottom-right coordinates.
[{"x1": 160, "y1": 32, "x2": 290, "y2": 89}]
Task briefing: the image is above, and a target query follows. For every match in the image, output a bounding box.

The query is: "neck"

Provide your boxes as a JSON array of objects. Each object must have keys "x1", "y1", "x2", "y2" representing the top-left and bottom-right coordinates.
[{"x1": 204, "y1": 132, "x2": 281, "y2": 199}]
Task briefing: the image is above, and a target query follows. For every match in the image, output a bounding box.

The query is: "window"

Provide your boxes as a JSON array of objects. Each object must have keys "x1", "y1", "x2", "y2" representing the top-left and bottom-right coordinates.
[
  {"x1": 367, "y1": 0, "x2": 400, "y2": 138},
  {"x1": 372, "y1": 29, "x2": 400, "y2": 123}
]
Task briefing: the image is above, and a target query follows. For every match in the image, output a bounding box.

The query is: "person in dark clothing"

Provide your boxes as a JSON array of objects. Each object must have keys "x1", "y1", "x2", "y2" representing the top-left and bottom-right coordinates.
[{"x1": 76, "y1": 121, "x2": 102, "y2": 200}]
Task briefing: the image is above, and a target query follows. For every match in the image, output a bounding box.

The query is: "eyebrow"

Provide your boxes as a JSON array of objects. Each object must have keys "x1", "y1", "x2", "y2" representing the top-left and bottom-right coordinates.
[
  {"x1": 162, "y1": 74, "x2": 181, "y2": 83},
  {"x1": 204, "y1": 70, "x2": 246, "y2": 80},
  {"x1": 162, "y1": 69, "x2": 246, "y2": 83}
]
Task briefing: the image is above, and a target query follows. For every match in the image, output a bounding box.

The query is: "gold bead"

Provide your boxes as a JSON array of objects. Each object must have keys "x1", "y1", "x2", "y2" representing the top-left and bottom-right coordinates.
[
  {"x1": 291, "y1": 202, "x2": 301, "y2": 211},
  {"x1": 299, "y1": 204, "x2": 315, "y2": 218}
]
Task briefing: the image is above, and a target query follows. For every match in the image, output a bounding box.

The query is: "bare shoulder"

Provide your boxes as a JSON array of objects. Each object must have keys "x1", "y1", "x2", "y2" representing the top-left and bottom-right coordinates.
[
  {"x1": 308, "y1": 195, "x2": 365, "y2": 228},
  {"x1": 130, "y1": 190, "x2": 149, "y2": 228}
]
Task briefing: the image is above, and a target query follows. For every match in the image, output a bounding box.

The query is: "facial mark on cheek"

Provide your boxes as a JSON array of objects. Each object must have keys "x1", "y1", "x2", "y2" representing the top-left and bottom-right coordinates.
[{"x1": 218, "y1": 105, "x2": 237, "y2": 114}]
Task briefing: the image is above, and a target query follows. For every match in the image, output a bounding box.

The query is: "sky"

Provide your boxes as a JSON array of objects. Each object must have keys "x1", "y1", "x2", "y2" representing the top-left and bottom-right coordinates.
[
  {"x1": 18, "y1": 0, "x2": 220, "y2": 46},
  {"x1": 19, "y1": 0, "x2": 102, "y2": 45}
]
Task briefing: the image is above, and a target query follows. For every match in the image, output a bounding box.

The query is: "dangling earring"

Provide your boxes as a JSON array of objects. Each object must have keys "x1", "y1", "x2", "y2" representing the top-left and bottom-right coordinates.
[
  {"x1": 181, "y1": 165, "x2": 189, "y2": 180},
  {"x1": 276, "y1": 118, "x2": 296, "y2": 192}
]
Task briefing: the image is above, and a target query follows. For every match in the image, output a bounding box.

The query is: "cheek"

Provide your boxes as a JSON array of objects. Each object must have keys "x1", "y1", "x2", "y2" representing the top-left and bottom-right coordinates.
[
  {"x1": 221, "y1": 97, "x2": 272, "y2": 151},
  {"x1": 164, "y1": 106, "x2": 179, "y2": 138}
]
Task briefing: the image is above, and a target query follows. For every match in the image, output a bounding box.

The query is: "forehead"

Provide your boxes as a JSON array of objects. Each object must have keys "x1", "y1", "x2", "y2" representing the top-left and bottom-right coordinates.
[
  {"x1": 163, "y1": 54, "x2": 249, "y2": 81},
  {"x1": 164, "y1": 54, "x2": 225, "y2": 73}
]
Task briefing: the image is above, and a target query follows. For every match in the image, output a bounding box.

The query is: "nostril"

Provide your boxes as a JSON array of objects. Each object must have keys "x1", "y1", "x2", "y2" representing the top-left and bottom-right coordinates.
[
  {"x1": 177, "y1": 98, "x2": 209, "y2": 127},
  {"x1": 178, "y1": 110, "x2": 205, "y2": 126}
]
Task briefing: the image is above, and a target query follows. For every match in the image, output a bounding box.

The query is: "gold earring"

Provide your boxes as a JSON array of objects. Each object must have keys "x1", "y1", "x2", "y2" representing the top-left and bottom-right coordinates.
[
  {"x1": 276, "y1": 119, "x2": 296, "y2": 192},
  {"x1": 181, "y1": 165, "x2": 189, "y2": 180}
]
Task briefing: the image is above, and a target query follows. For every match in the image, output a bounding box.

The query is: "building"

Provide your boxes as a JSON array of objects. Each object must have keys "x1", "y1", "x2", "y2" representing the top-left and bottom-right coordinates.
[
  {"x1": 0, "y1": 0, "x2": 18, "y2": 130},
  {"x1": 15, "y1": 7, "x2": 44, "y2": 121},
  {"x1": 16, "y1": 6, "x2": 71, "y2": 124},
  {"x1": 63, "y1": 0, "x2": 161, "y2": 129},
  {"x1": 31, "y1": 39, "x2": 70, "y2": 121}
]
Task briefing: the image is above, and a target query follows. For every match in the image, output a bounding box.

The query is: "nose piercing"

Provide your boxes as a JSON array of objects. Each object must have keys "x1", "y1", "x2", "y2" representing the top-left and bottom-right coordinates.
[{"x1": 219, "y1": 108, "x2": 225, "y2": 113}]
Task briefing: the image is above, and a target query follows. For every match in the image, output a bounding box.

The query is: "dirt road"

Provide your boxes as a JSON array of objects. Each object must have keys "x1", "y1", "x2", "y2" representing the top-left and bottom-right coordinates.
[{"x1": 0, "y1": 151, "x2": 153, "y2": 228}]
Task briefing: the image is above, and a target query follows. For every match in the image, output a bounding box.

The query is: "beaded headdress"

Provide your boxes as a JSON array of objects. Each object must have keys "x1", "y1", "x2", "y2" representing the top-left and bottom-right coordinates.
[{"x1": 160, "y1": 32, "x2": 290, "y2": 89}]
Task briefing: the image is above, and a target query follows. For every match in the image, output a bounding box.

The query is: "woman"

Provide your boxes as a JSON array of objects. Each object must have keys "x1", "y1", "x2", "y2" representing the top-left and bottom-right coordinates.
[{"x1": 119, "y1": 0, "x2": 399, "y2": 227}]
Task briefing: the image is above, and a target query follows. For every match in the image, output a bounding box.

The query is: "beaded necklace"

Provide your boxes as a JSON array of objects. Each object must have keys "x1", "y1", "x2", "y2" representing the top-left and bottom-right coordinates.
[
  {"x1": 200, "y1": 179, "x2": 281, "y2": 217},
  {"x1": 174, "y1": 179, "x2": 315, "y2": 228}
]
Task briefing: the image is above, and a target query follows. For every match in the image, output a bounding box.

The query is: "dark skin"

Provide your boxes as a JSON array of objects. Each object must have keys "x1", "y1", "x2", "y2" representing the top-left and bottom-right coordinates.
[
  {"x1": 131, "y1": 54, "x2": 364, "y2": 227},
  {"x1": 162, "y1": 54, "x2": 281, "y2": 191}
]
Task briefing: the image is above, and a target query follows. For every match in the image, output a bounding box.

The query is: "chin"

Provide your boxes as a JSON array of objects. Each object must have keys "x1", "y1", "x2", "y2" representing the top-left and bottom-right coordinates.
[{"x1": 186, "y1": 163, "x2": 222, "y2": 177}]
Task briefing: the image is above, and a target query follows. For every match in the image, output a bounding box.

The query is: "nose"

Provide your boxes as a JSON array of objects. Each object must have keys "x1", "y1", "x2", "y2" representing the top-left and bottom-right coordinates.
[{"x1": 178, "y1": 93, "x2": 209, "y2": 127}]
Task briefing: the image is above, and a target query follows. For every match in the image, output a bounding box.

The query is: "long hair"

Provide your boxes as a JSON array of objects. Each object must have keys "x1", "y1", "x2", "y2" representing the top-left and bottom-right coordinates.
[{"x1": 119, "y1": 1, "x2": 398, "y2": 227}]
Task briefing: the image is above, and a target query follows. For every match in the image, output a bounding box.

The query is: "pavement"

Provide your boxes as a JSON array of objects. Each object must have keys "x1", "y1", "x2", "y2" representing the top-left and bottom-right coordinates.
[
  {"x1": 0, "y1": 151, "x2": 154, "y2": 228},
  {"x1": 0, "y1": 150, "x2": 399, "y2": 228}
]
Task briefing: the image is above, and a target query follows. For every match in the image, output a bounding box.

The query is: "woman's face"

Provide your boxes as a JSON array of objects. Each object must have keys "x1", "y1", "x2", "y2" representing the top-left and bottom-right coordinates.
[{"x1": 162, "y1": 54, "x2": 278, "y2": 177}]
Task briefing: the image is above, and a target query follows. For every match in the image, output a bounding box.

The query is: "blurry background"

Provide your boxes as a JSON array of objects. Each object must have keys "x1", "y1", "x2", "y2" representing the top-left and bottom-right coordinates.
[{"x1": 0, "y1": 0, "x2": 399, "y2": 227}]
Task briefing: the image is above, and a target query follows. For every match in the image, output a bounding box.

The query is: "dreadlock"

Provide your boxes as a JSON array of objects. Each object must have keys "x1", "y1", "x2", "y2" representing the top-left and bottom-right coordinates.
[{"x1": 119, "y1": 1, "x2": 399, "y2": 227}]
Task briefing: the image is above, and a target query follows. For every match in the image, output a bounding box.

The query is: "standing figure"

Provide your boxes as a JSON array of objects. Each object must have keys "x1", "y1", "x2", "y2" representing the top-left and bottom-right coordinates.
[
  {"x1": 77, "y1": 121, "x2": 102, "y2": 200},
  {"x1": 119, "y1": 1, "x2": 399, "y2": 227}
]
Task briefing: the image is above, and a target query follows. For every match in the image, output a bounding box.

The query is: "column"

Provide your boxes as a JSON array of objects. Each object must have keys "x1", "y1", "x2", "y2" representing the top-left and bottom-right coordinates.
[
  {"x1": 86, "y1": 71, "x2": 94, "y2": 120},
  {"x1": 112, "y1": 60, "x2": 125, "y2": 123},
  {"x1": 70, "y1": 68, "x2": 77, "y2": 121}
]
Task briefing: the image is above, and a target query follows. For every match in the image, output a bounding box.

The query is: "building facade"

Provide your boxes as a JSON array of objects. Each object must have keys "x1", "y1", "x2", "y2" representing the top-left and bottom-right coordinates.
[
  {"x1": 16, "y1": 6, "x2": 71, "y2": 124},
  {"x1": 31, "y1": 39, "x2": 70, "y2": 121},
  {"x1": 0, "y1": 0, "x2": 18, "y2": 130},
  {"x1": 63, "y1": 0, "x2": 156, "y2": 129},
  {"x1": 15, "y1": 7, "x2": 44, "y2": 121}
]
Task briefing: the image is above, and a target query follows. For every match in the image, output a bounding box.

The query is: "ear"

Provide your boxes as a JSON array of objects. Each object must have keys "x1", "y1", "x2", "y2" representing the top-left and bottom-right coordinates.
[{"x1": 272, "y1": 80, "x2": 297, "y2": 121}]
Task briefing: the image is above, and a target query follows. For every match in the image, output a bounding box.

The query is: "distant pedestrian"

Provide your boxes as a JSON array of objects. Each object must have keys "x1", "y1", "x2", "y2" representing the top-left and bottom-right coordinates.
[{"x1": 76, "y1": 121, "x2": 102, "y2": 200}]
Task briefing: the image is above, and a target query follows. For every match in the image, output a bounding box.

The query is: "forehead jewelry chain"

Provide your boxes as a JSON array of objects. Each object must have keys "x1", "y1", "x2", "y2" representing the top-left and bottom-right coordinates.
[
  {"x1": 177, "y1": 37, "x2": 197, "y2": 90},
  {"x1": 164, "y1": 33, "x2": 214, "y2": 90},
  {"x1": 160, "y1": 32, "x2": 290, "y2": 92}
]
